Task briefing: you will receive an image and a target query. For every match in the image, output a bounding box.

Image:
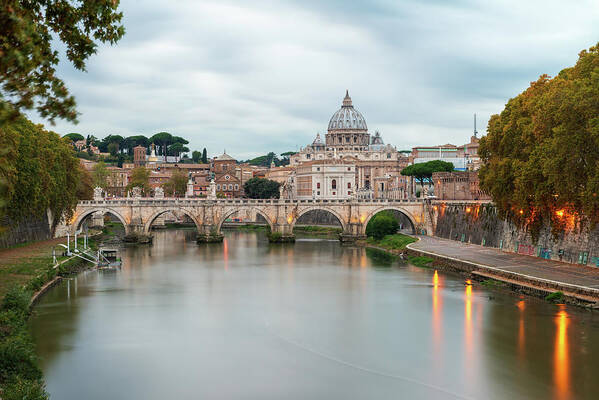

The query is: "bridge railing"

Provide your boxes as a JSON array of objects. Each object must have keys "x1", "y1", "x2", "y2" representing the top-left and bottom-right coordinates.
[{"x1": 77, "y1": 197, "x2": 430, "y2": 206}]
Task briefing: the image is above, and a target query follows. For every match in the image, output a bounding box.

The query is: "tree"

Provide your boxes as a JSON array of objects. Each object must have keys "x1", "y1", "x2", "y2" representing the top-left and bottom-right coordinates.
[
  {"x1": 167, "y1": 142, "x2": 190, "y2": 160},
  {"x1": 478, "y1": 43, "x2": 599, "y2": 238},
  {"x1": 243, "y1": 178, "x2": 280, "y2": 199},
  {"x1": 86, "y1": 135, "x2": 98, "y2": 146},
  {"x1": 192, "y1": 151, "x2": 201, "y2": 163},
  {"x1": 202, "y1": 148, "x2": 208, "y2": 163},
  {"x1": 149, "y1": 132, "x2": 174, "y2": 157},
  {"x1": 77, "y1": 166, "x2": 94, "y2": 200},
  {"x1": 0, "y1": 1, "x2": 125, "y2": 123},
  {"x1": 401, "y1": 160, "x2": 454, "y2": 186},
  {"x1": 126, "y1": 167, "x2": 150, "y2": 195},
  {"x1": 63, "y1": 133, "x2": 84, "y2": 142},
  {"x1": 123, "y1": 135, "x2": 149, "y2": 155},
  {"x1": 365, "y1": 212, "x2": 399, "y2": 240},
  {"x1": 107, "y1": 142, "x2": 119, "y2": 157},
  {"x1": 0, "y1": 113, "x2": 82, "y2": 232},
  {"x1": 280, "y1": 151, "x2": 296, "y2": 158},
  {"x1": 92, "y1": 162, "x2": 110, "y2": 189},
  {"x1": 162, "y1": 170, "x2": 187, "y2": 197}
]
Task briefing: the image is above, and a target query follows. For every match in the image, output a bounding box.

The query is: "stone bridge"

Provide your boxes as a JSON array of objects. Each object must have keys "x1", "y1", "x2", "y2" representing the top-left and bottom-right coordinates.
[{"x1": 65, "y1": 198, "x2": 439, "y2": 242}]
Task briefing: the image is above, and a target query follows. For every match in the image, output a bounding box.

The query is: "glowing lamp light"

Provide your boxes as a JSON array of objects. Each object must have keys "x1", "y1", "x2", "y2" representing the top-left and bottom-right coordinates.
[
  {"x1": 556, "y1": 209, "x2": 565, "y2": 218},
  {"x1": 519, "y1": 209, "x2": 524, "y2": 215},
  {"x1": 360, "y1": 214, "x2": 366, "y2": 224},
  {"x1": 433, "y1": 206, "x2": 438, "y2": 211},
  {"x1": 287, "y1": 215, "x2": 293, "y2": 224},
  {"x1": 465, "y1": 207, "x2": 471, "y2": 213},
  {"x1": 465, "y1": 279, "x2": 472, "y2": 286}
]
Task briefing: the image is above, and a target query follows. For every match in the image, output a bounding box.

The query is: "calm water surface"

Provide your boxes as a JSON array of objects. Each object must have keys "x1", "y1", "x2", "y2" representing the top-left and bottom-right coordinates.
[{"x1": 30, "y1": 230, "x2": 599, "y2": 399}]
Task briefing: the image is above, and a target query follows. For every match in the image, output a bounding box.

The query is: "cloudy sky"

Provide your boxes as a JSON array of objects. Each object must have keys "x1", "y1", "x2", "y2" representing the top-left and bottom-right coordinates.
[{"x1": 31, "y1": 0, "x2": 599, "y2": 159}]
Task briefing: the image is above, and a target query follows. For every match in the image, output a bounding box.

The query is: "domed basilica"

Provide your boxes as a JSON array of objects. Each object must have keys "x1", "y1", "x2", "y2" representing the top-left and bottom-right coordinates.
[{"x1": 289, "y1": 91, "x2": 410, "y2": 200}]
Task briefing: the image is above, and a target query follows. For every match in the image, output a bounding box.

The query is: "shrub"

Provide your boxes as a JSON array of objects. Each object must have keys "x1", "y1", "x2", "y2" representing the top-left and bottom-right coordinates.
[
  {"x1": 1, "y1": 288, "x2": 31, "y2": 315},
  {"x1": 1, "y1": 378, "x2": 48, "y2": 400},
  {"x1": 545, "y1": 291, "x2": 565, "y2": 303},
  {"x1": 0, "y1": 333, "x2": 43, "y2": 383},
  {"x1": 365, "y1": 212, "x2": 399, "y2": 240}
]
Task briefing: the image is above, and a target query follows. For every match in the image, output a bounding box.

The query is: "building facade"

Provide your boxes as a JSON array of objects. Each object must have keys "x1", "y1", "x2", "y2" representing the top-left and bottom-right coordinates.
[
  {"x1": 294, "y1": 160, "x2": 356, "y2": 200},
  {"x1": 433, "y1": 171, "x2": 491, "y2": 201},
  {"x1": 289, "y1": 91, "x2": 410, "y2": 199}
]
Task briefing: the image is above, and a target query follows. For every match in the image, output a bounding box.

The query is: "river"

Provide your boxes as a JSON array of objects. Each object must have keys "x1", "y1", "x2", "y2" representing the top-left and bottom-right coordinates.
[{"x1": 30, "y1": 229, "x2": 599, "y2": 399}]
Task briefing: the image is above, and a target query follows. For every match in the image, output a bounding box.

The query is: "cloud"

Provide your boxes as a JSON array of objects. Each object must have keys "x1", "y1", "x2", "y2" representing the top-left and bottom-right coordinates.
[{"x1": 30, "y1": 0, "x2": 599, "y2": 159}]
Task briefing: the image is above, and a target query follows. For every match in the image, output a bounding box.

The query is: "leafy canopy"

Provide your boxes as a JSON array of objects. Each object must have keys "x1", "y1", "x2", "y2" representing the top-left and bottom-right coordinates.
[
  {"x1": 162, "y1": 170, "x2": 187, "y2": 197},
  {"x1": 0, "y1": 0, "x2": 125, "y2": 123},
  {"x1": 243, "y1": 178, "x2": 280, "y2": 199},
  {"x1": 126, "y1": 166, "x2": 150, "y2": 195},
  {"x1": 365, "y1": 211, "x2": 399, "y2": 240},
  {"x1": 401, "y1": 160, "x2": 454, "y2": 184},
  {"x1": 478, "y1": 43, "x2": 599, "y2": 236}
]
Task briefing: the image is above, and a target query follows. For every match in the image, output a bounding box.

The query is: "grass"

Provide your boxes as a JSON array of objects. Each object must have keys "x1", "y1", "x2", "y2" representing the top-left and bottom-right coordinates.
[
  {"x1": 407, "y1": 255, "x2": 434, "y2": 268},
  {"x1": 366, "y1": 233, "x2": 417, "y2": 251},
  {"x1": 293, "y1": 225, "x2": 342, "y2": 236},
  {"x1": 545, "y1": 291, "x2": 565, "y2": 303},
  {"x1": 481, "y1": 279, "x2": 506, "y2": 288}
]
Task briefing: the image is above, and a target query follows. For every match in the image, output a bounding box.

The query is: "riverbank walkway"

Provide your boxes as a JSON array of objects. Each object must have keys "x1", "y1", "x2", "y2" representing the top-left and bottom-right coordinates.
[{"x1": 409, "y1": 236, "x2": 599, "y2": 301}]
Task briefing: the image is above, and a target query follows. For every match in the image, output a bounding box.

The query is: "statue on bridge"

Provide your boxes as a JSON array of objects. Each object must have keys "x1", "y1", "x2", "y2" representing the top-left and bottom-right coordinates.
[
  {"x1": 208, "y1": 179, "x2": 217, "y2": 200},
  {"x1": 93, "y1": 187, "x2": 104, "y2": 201},
  {"x1": 154, "y1": 186, "x2": 165, "y2": 199}
]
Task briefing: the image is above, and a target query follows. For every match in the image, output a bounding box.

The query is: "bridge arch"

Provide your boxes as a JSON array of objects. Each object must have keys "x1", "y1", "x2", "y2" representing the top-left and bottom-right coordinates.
[
  {"x1": 72, "y1": 208, "x2": 130, "y2": 234},
  {"x1": 290, "y1": 206, "x2": 347, "y2": 233},
  {"x1": 143, "y1": 208, "x2": 201, "y2": 234},
  {"x1": 216, "y1": 207, "x2": 274, "y2": 234},
  {"x1": 362, "y1": 206, "x2": 417, "y2": 235}
]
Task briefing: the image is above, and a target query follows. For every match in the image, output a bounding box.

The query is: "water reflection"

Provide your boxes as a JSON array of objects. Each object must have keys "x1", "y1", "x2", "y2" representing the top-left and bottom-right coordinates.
[
  {"x1": 554, "y1": 307, "x2": 569, "y2": 400},
  {"x1": 28, "y1": 230, "x2": 599, "y2": 400}
]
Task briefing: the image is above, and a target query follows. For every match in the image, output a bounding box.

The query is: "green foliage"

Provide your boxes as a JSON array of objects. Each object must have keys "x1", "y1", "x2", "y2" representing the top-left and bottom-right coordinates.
[
  {"x1": 162, "y1": 170, "x2": 188, "y2": 197},
  {"x1": 1, "y1": 378, "x2": 49, "y2": 400},
  {"x1": 401, "y1": 160, "x2": 454, "y2": 185},
  {"x1": 243, "y1": 178, "x2": 281, "y2": 199},
  {"x1": 126, "y1": 166, "x2": 150, "y2": 195},
  {"x1": 107, "y1": 142, "x2": 119, "y2": 157},
  {"x1": 479, "y1": 43, "x2": 599, "y2": 237},
  {"x1": 1, "y1": 287, "x2": 31, "y2": 316},
  {"x1": 202, "y1": 148, "x2": 208, "y2": 163},
  {"x1": 0, "y1": 114, "x2": 83, "y2": 230},
  {"x1": 247, "y1": 152, "x2": 289, "y2": 167},
  {"x1": 366, "y1": 233, "x2": 416, "y2": 250},
  {"x1": 123, "y1": 135, "x2": 149, "y2": 155},
  {"x1": 192, "y1": 150, "x2": 201, "y2": 163},
  {"x1": 0, "y1": 1, "x2": 125, "y2": 123},
  {"x1": 63, "y1": 133, "x2": 84, "y2": 142},
  {"x1": 149, "y1": 132, "x2": 173, "y2": 156},
  {"x1": 545, "y1": 291, "x2": 565, "y2": 304},
  {"x1": 168, "y1": 142, "x2": 189, "y2": 158},
  {"x1": 92, "y1": 161, "x2": 110, "y2": 189},
  {"x1": 365, "y1": 212, "x2": 399, "y2": 240},
  {"x1": 407, "y1": 256, "x2": 434, "y2": 268}
]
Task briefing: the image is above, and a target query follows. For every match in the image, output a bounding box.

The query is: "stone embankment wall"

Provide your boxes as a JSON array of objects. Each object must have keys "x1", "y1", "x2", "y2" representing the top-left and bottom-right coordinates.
[
  {"x1": 435, "y1": 203, "x2": 599, "y2": 267},
  {"x1": 0, "y1": 215, "x2": 52, "y2": 248}
]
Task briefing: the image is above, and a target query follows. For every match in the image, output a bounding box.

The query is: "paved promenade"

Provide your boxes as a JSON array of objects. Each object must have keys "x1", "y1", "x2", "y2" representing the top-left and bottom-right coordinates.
[{"x1": 409, "y1": 236, "x2": 599, "y2": 299}]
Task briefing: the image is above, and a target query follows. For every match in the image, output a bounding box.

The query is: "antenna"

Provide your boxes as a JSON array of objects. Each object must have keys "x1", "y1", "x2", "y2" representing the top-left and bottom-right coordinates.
[{"x1": 473, "y1": 113, "x2": 478, "y2": 138}]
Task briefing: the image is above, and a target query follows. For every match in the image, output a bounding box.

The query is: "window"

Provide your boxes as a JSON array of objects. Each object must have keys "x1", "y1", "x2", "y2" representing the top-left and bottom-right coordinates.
[
  {"x1": 228, "y1": 184, "x2": 233, "y2": 190},
  {"x1": 387, "y1": 153, "x2": 391, "y2": 159},
  {"x1": 333, "y1": 192, "x2": 336, "y2": 195},
  {"x1": 348, "y1": 191, "x2": 351, "y2": 195},
  {"x1": 306, "y1": 154, "x2": 311, "y2": 159},
  {"x1": 317, "y1": 182, "x2": 320, "y2": 189},
  {"x1": 347, "y1": 167, "x2": 351, "y2": 171},
  {"x1": 316, "y1": 167, "x2": 320, "y2": 171},
  {"x1": 225, "y1": 175, "x2": 230, "y2": 180},
  {"x1": 317, "y1": 191, "x2": 320, "y2": 195},
  {"x1": 345, "y1": 136, "x2": 350, "y2": 142},
  {"x1": 216, "y1": 184, "x2": 221, "y2": 190},
  {"x1": 331, "y1": 179, "x2": 337, "y2": 189},
  {"x1": 234, "y1": 184, "x2": 239, "y2": 190},
  {"x1": 347, "y1": 182, "x2": 351, "y2": 188}
]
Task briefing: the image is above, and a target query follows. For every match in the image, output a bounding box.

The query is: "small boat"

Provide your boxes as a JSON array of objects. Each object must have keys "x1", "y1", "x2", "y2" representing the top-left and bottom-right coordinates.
[{"x1": 97, "y1": 248, "x2": 122, "y2": 270}]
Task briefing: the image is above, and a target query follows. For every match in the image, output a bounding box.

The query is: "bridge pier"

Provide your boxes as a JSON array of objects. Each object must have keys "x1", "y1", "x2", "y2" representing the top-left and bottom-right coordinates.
[
  {"x1": 124, "y1": 224, "x2": 153, "y2": 244},
  {"x1": 268, "y1": 224, "x2": 295, "y2": 243},
  {"x1": 196, "y1": 224, "x2": 224, "y2": 243},
  {"x1": 339, "y1": 222, "x2": 367, "y2": 243}
]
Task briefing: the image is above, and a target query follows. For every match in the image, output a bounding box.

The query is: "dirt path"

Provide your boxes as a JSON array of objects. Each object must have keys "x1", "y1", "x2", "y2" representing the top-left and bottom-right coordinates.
[{"x1": 0, "y1": 237, "x2": 65, "y2": 267}]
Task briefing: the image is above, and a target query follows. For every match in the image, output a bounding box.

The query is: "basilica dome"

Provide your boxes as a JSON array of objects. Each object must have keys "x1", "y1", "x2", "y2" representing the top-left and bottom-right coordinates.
[{"x1": 327, "y1": 90, "x2": 368, "y2": 132}]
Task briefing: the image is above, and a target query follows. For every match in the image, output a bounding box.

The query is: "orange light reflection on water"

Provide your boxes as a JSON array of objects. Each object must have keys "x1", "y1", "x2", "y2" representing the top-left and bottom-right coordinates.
[
  {"x1": 432, "y1": 271, "x2": 442, "y2": 348},
  {"x1": 516, "y1": 300, "x2": 525, "y2": 358},
  {"x1": 554, "y1": 307, "x2": 570, "y2": 400},
  {"x1": 464, "y1": 282, "x2": 473, "y2": 367}
]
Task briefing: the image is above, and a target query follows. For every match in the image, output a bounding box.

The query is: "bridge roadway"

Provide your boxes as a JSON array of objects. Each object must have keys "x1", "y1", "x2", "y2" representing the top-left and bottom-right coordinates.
[{"x1": 66, "y1": 197, "x2": 441, "y2": 242}]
